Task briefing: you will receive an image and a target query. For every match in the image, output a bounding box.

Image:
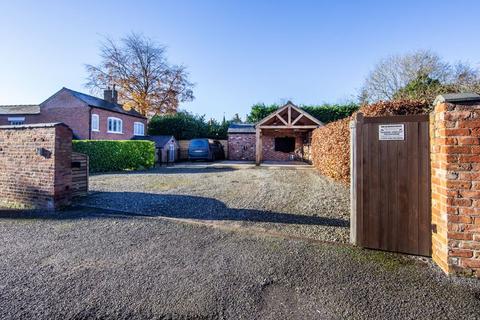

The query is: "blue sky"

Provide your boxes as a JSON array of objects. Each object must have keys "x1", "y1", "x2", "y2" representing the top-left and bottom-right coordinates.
[{"x1": 0, "y1": 0, "x2": 479, "y2": 120}]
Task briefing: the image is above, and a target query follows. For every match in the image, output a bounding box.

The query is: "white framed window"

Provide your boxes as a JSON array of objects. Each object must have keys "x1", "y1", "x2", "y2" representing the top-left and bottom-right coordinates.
[
  {"x1": 134, "y1": 122, "x2": 145, "y2": 136},
  {"x1": 8, "y1": 117, "x2": 25, "y2": 125},
  {"x1": 91, "y1": 114, "x2": 99, "y2": 132},
  {"x1": 107, "y1": 117, "x2": 123, "y2": 134}
]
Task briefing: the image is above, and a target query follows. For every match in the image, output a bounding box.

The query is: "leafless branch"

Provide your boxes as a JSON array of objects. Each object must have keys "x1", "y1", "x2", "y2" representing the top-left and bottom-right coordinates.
[{"x1": 85, "y1": 32, "x2": 194, "y2": 116}]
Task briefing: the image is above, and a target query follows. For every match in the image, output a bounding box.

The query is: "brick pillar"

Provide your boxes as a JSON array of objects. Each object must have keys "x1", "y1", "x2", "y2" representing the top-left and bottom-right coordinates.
[
  {"x1": 0, "y1": 123, "x2": 72, "y2": 210},
  {"x1": 431, "y1": 93, "x2": 480, "y2": 276}
]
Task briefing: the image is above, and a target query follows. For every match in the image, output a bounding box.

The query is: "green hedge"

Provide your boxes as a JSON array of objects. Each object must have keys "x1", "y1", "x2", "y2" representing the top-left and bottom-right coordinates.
[
  {"x1": 73, "y1": 140, "x2": 156, "y2": 173},
  {"x1": 302, "y1": 103, "x2": 359, "y2": 123},
  {"x1": 148, "y1": 111, "x2": 231, "y2": 140}
]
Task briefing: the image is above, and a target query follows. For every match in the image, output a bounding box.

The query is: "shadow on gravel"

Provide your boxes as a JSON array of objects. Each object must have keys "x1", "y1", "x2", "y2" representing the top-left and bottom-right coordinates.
[
  {"x1": 0, "y1": 192, "x2": 349, "y2": 228},
  {"x1": 81, "y1": 192, "x2": 349, "y2": 227},
  {"x1": 90, "y1": 166, "x2": 237, "y2": 176}
]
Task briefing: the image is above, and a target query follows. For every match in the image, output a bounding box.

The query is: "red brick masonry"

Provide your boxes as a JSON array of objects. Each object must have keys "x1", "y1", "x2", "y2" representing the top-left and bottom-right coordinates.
[
  {"x1": 0, "y1": 123, "x2": 73, "y2": 209},
  {"x1": 228, "y1": 132, "x2": 307, "y2": 161},
  {"x1": 228, "y1": 133, "x2": 256, "y2": 161},
  {"x1": 431, "y1": 99, "x2": 480, "y2": 276},
  {"x1": 261, "y1": 131, "x2": 305, "y2": 161}
]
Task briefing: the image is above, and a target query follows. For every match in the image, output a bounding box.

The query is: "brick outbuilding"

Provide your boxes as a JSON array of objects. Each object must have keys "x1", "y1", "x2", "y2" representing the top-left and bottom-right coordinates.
[{"x1": 228, "y1": 102, "x2": 323, "y2": 164}]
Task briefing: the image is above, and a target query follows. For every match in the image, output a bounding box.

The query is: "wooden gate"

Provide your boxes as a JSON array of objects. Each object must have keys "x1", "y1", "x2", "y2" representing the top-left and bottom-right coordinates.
[{"x1": 350, "y1": 113, "x2": 431, "y2": 256}]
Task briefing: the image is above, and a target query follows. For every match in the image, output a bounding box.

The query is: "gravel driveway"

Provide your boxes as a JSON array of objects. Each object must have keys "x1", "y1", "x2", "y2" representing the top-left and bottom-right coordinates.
[
  {"x1": 79, "y1": 166, "x2": 350, "y2": 242},
  {"x1": 2, "y1": 167, "x2": 479, "y2": 319},
  {"x1": 0, "y1": 207, "x2": 479, "y2": 319}
]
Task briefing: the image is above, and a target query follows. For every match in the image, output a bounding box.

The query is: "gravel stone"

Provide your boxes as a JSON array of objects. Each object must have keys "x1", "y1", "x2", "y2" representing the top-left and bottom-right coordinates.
[
  {"x1": 1, "y1": 167, "x2": 479, "y2": 319},
  {"x1": 80, "y1": 167, "x2": 350, "y2": 243},
  {"x1": 0, "y1": 207, "x2": 479, "y2": 319}
]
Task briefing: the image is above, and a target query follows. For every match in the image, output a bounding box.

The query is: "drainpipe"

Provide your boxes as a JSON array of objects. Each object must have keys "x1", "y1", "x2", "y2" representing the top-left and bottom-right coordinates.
[{"x1": 88, "y1": 107, "x2": 92, "y2": 140}]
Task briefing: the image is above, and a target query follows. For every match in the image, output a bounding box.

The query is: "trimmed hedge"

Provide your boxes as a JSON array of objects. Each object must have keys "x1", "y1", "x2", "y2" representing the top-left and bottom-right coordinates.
[
  {"x1": 302, "y1": 103, "x2": 359, "y2": 123},
  {"x1": 73, "y1": 140, "x2": 156, "y2": 173},
  {"x1": 311, "y1": 100, "x2": 430, "y2": 184},
  {"x1": 311, "y1": 118, "x2": 351, "y2": 183},
  {"x1": 148, "y1": 111, "x2": 231, "y2": 140}
]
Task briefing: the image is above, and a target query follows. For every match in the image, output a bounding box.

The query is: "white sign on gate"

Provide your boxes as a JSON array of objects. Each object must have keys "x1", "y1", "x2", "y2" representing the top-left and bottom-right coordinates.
[{"x1": 379, "y1": 124, "x2": 405, "y2": 141}]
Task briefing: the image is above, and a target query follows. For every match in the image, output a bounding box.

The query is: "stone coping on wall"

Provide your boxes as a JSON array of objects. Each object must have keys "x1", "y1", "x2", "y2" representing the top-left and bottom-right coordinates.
[
  {"x1": 0, "y1": 122, "x2": 69, "y2": 130},
  {"x1": 433, "y1": 93, "x2": 480, "y2": 105}
]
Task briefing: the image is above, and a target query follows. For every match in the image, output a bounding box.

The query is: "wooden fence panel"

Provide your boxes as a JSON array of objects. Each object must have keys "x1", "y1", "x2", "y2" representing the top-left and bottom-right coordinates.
[{"x1": 351, "y1": 114, "x2": 431, "y2": 256}]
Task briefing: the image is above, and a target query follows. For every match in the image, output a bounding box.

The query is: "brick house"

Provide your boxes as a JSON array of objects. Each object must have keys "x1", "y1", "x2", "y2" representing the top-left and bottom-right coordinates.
[
  {"x1": 228, "y1": 101, "x2": 323, "y2": 164},
  {"x1": 0, "y1": 87, "x2": 147, "y2": 140}
]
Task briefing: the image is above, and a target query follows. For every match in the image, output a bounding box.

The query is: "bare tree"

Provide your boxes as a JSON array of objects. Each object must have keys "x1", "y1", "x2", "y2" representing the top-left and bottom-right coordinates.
[
  {"x1": 360, "y1": 50, "x2": 451, "y2": 103},
  {"x1": 86, "y1": 33, "x2": 194, "y2": 116},
  {"x1": 449, "y1": 62, "x2": 480, "y2": 92}
]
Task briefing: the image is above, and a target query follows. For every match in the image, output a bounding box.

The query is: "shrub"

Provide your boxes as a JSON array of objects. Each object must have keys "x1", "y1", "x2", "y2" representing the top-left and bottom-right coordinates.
[
  {"x1": 302, "y1": 103, "x2": 359, "y2": 123},
  {"x1": 311, "y1": 118, "x2": 351, "y2": 183},
  {"x1": 148, "y1": 111, "x2": 231, "y2": 140},
  {"x1": 311, "y1": 100, "x2": 430, "y2": 184},
  {"x1": 148, "y1": 112, "x2": 208, "y2": 140},
  {"x1": 359, "y1": 99, "x2": 431, "y2": 117},
  {"x1": 246, "y1": 104, "x2": 280, "y2": 123},
  {"x1": 73, "y1": 140, "x2": 155, "y2": 173}
]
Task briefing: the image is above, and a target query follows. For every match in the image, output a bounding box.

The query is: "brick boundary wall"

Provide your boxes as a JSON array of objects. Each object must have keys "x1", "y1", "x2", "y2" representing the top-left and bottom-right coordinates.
[
  {"x1": 0, "y1": 123, "x2": 73, "y2": 210},
  {"x1": 431, "y1": 95, "x2": 480, "y2": 276}
]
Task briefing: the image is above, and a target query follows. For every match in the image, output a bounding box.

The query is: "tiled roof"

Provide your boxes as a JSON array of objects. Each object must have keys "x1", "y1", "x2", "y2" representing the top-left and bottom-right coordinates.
[
  {"x1": 227, "y1": 123, "x2": 256, "y2": 134},
  {"x1": 0, "y1": 104, "x2": 40, "y2": 115},
  {"x1": 61, "y1": 88, "x2": 146, "y2": 119}
]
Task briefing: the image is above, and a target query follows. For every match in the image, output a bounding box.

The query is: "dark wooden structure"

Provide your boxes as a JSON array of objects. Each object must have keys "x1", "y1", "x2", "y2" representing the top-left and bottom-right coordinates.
[
  {"x1": 350, "y1": 113, "x2": 431, "y2": 256},
  {"x1": 255, "y1": 101, "x2": 323, "y2": 165},
  {"x1": 71, "y1": 152, "x2": 89, "y2": 197}
]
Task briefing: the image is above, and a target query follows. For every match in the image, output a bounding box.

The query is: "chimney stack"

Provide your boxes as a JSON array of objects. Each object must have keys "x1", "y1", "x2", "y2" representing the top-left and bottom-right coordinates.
[
  {"x1": 103, "y1": 85, "x2": 118, "y2": 104},
  {"x1": 112, "y1": 84, "x2": 118, "y2": 104}
]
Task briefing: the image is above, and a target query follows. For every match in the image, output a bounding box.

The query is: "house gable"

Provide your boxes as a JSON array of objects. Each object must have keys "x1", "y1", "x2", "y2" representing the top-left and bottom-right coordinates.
[
  {"x1": 256, "y1": 101, "x2": 323, "y2": 129},
  {"x1": 39, "y1": 88, "x2": 148, "y2": 140},
  {"x1": 39, "y1": 88, "x2": 91, "y2": 139}
]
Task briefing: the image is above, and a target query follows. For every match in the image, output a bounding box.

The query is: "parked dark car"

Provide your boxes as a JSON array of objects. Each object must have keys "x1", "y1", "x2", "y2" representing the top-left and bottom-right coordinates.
[{"x1": 188, "y1": 139, "x2": 225, "y2": 161}]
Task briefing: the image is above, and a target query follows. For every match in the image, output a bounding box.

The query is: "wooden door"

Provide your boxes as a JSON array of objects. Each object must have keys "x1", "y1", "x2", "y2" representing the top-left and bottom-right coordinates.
[
  {"x1": 351, "y1": 113, "x2": 431, "y2": 256},
  {"x1": 168, "y1": 143, "x2": 175, "y2": 162}
]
